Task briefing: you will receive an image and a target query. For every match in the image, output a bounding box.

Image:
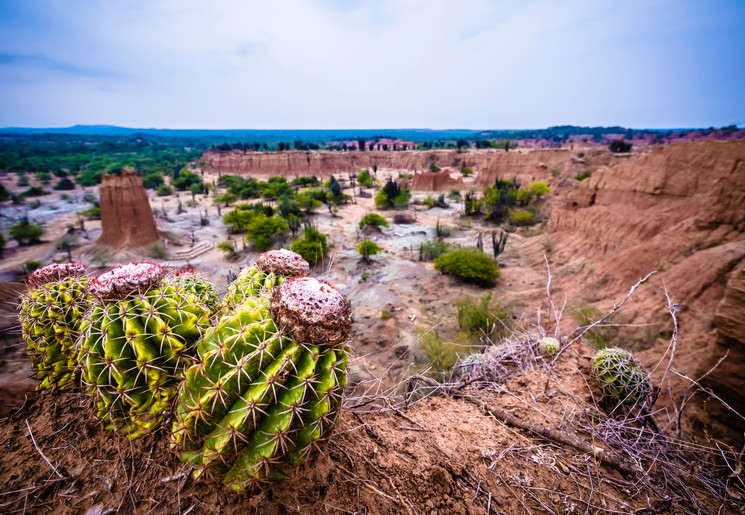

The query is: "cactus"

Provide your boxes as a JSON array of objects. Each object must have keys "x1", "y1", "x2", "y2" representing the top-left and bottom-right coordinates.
[
  {"x1": 591, "y1": 347, "x2": 652, "y2": 407},
  {"x1": 172, "y1": 276, "x2": 352, "y2": 491},
  {"x1": 20, "y1": 263, "x2": 92, "y2": 390},
  {"x1": 218, "y1": 249, "x2": 310, "y2": 315},
  {"x1": 538, "y1": 336, "x2": 559, "y2": 356},
  {"x1": 78, "y1": 262, "x2": 211, "y2": 439},
  {"x1": 165, "y1": 268, "x2": 218, "y2": 314}
]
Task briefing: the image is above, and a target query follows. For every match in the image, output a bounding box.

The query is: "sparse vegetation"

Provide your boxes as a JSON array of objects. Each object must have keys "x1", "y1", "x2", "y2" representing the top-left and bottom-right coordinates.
[
  {"x1": 9, "y1": 218, "x2": 44, "y2": 245},
  {"x1": 510, "y1": 209, "x2": 536, "y2": 226},
  {"x1": 156, "y1": 183, "x2": 174, "y2": 196},
  {"x1": 357, "y1": 169, "x2": 374, "y2": 187},
  {"x1": 291, "y1": 224, "x2": 330, "y2": 265},
  {"x1": 374, "y1": 178, "x2": 410, "y2": 209},
  {"x1": 420, "y1": 239, "x2": 451, "y2": 261}
]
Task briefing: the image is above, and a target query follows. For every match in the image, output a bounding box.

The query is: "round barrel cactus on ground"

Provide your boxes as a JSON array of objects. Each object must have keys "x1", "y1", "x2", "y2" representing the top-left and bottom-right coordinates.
[
  {"x1": 20, "y1": 262, "x2": 92, "y2": 390},
  {"x1": 219, "y1": 249, "x2": 310, "y2": 314},
  {"x1": 591, "y1": 347, "x2": 652, "y2": 407},
  {"x1": 78, "y1": 262, "x2": 211, "y2": 439},
  {"x1": 172, "y1": 276, "x2": 352, "y2": 491}
]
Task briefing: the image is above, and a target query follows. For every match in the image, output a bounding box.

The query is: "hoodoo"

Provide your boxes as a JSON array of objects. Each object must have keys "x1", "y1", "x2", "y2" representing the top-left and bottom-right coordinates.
[{"x1": 97, "y1": 170, "x2": 159, "y2": 248}]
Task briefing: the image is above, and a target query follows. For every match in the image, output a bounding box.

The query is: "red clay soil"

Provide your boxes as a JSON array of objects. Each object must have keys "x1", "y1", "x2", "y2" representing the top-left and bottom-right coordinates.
[
  {"x1": 97, "y1": 171, "x2": 159, "y2": 249},
  {"x1": 0, "y1": 343, "x2": 740, "y2": 514}
]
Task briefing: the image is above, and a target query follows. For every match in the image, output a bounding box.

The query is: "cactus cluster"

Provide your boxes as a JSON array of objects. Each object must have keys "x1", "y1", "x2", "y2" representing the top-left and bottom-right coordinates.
[
  {"x1": 78, "y1": 262, "x2": 211, "y2": 439},
  {"x1": 591, "y1": 347, "x2": 652, "y2": 407},
  {"x1": 17, "y1": 249, "x2": 352, "y2": 489},
  {"x1": 172, "y1": 275, "x2": 351, "y2": 491},
  {"x1": 20, "y1": 263, "x2": 92, "y2": 390}
]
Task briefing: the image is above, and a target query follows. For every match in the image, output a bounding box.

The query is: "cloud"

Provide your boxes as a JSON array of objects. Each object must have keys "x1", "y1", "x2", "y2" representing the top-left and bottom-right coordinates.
[{"x1": 0, "y1": 52, "x2": 119, "y2": 78}]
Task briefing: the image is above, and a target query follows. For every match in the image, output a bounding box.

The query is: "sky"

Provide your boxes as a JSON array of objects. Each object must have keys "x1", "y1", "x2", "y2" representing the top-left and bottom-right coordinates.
[{"x1": 0, "y1": 0, "x2": 743, "y2": 130}]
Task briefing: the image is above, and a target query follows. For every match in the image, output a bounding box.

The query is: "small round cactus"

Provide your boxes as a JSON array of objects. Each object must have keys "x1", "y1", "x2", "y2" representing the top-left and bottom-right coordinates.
[
  {"x1": 172, "y1": 276, "x2": 351, "y2": 491},
  {"x1": 78, "y1": 262, "x2": 211, "y2": 439},
  {"x1": 20, "y1": 262, "x2": 92, "y2": 390},
  {"x1": 539, "y1": 336, "x2": 560, "y2": 356},
  {"x1": 591, "y1": 347, "x2": 652, "y2": 407},
  {"x1": 219, "y1": 249, "x2": 310, "y2": 313}
]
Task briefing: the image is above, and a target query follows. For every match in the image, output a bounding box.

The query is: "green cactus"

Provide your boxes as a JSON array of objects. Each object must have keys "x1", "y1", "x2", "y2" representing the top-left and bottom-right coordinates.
[
  {"x1": 172, "y1": 276, "x2": 352, "y2": 491},
  {"x1": 78, "y1": 262, "x2": 211, "y2": 440},
  {"x1": 20, "y1": 262, "x2": 92, "y2": 390},
  {"x1": 219, "y1": 249, "x2": 310, "y2": 313},
  {"x1": 165, "y1": 269, "x2": 218, "y2": 314},
  {"x1": 591, "y1": 347, "x2": 652, "y2": 407},
  {"x1": 539, "y1": 336, "x2": 560, "y2": 356}
]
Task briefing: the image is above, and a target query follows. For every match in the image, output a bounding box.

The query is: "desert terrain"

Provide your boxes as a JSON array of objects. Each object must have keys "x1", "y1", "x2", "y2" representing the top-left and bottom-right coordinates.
[{"x1": 0, "y1": 140, "x2": 743, "y2": 513}]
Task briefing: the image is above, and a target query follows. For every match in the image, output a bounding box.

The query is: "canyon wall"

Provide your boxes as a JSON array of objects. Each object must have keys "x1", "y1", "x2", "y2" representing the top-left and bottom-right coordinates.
[
  {"x1": 200, "y1": 148, "x2": 616, "y2": 188},
  {"x1": 548, "y1": 139, "x2": 745, "y2": 445}
]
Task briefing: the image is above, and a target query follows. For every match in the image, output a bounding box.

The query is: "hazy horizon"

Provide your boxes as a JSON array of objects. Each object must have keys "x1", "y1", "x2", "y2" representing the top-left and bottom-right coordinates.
[{"x1": 1, "y1": 0, "x2": 744, "y2": 130}]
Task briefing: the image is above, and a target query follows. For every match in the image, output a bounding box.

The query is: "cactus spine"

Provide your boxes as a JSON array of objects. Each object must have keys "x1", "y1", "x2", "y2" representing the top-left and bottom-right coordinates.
[
  {"x1": 591, "y1": 347, "x2": 652, "y2": 407},
  {"x1": 78, "y1": 262, "x2": 211, "y2": 439},
  {"x1": 219, "y1": 249, "x2": 310, "y2": 313},
  {"x1": 20, "y1": 263, "x2": 92, "y2": 390},
  {"x1": 172, "y1": 276, "x2": 351, "y2": 491}
]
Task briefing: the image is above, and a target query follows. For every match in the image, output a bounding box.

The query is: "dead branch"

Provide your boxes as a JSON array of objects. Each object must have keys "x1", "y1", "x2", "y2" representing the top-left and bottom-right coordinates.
[{"x1": 25, "y1": 419, "x2": 63, "y2": 479}]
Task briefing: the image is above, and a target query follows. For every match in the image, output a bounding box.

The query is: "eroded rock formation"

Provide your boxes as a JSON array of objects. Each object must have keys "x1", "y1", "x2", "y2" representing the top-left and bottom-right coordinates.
[
  {"x1": 97, "y1": 171, "x2": 159, "y2": 248},
  {"x1": 547, "y1": 139, "x2": 745, "y2": 446}
]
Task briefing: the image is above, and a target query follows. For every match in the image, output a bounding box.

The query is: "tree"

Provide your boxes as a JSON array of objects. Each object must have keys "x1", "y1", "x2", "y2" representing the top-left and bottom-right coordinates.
[
  {"x1": 375, "y1": 178, "x2": 410, "y2": 209},
  {"x1": 54, "y1": 178, "x2": 76, "y2": 190},
  {"x1": 246, "y1": 214, "x2": 288, "y2": 251},
  {"x1": 357, "y1": 239, "x2": 381, "y2": 263},
  {"x1": 189, "y1": 183, "x2": 202, "y2": 201},
  {"x1": 609, "y1": 139, "x2": 632, "y2": 153},
  {"x1": 9, "y1": 218, "x2": 44, "y2": 245},
  {"x1": 357, "y1": 138, "x2": 366, "y2": 151},
  {"x1": 529, "y1": 180, "x2": 550, "y2": 198}
]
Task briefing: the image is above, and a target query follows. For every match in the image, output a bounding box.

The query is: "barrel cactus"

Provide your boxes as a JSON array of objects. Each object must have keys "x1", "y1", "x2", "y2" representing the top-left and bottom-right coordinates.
[
  {"x1": 78, "y1": 262, "x2": 211, "y2": 439},
  {"x1": 538, "y1": 336, "x2": 560, "y2": 356},
  {"x1": 20, "y1": 262, "x2": 92, "y2": 390},
  {"x1": 591, "y1": 347, "x2": 652, "y2": 407},
  {"x1": 219, "y1": 249, "x2": 310, "y2": 313},
  {"x1": 172, "y1": 276, "x2": 352, "y2": 491},
  {"x1": 165, "y1": 269, "x2": 218, "y2": 314}
]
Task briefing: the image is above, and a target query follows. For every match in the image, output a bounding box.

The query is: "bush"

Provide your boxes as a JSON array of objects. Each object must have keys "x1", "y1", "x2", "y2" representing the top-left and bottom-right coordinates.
[
  {"x1": 17, "y1": 175, "x2": 29, "y2": 187},
  {"x1": 357, "y1": 170, "x2": 374, "y2": 188},
  {"x1": 22, "y1": 186, "x2": 50, "y2": 198},
  {"x1": 454, "y1": 293, "x2": 511, "y2": 337},
  {"x1": 510, "y1": 209, "x2": 536, "y2": 226},
  {"x1": 291, "y1": 224, "x2": 329, "y2": 265},
  {"x1": 529, "y1": 181, "x2": 550, "y2": 198},
  {"x1": 156, "y1": 183, "x2": 174, "y2": 196},
  {"x1": 418, "y1": 329, "x2": 462, "y2": 378},
  {"x1": 460, "y1": 167, "x2": 473, "y2": 177},
  {"x1": 9, "y1": 219, "x2": 44, "y2": 245},
  {"x1": 23, "y1": 260, "x2": 43, "y2": 273},
  {"x1": 246, "y1": 214, "x2": 289, "y2": 251},
  {"x1": 359, "y1": 213, "x2": 389, "y2": 229},
  {"x1": 609, "y1": 139, "x2": 632, "y2": 153},
  {"x1": 374, "y1": 178, "x2": 410, "y2": 209},
  {"x1": 358, "y1": 240, "x2": 382, "y2": 262},
  {"x1": 53, "y1": 178, "x2": 76, "y2": 190},
  {"x1": 142, "y1": 172, "x2": 165, "y2": 189},
  {"x1": 420, "y1": 240, "x2": 451, "y2": 261},
  {"x1": 434, "y1": 248, "x2": 500, "y2": 286},
  {"x1": 574, "y1": 169, "x2": 592, "y2": 181},
  {"x1": 217, "y1": 240, "x2": 237, "y2": 259}
]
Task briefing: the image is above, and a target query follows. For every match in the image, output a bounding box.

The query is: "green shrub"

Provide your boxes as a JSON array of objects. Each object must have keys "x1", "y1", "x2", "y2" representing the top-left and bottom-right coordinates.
[
  {"x1": 510, "y1": 209, "x2": 536, "y2": 226},
  {"x1": 453, "y1": 293, "x2": 511, "y2": 337},
  {"x1": 53, "y1": 178, "x2": 76, "y2": 190},
  {"x1": 418, "y1": 329, "x2": 462, "y2": 378},
  {"x1": 245, "y1": 214, "x2": 288, "y2": 251},
  {"x1": 460, "y1": 166, "x2": 473, "y2": 177},
  {"x1": 420, "y1": 240, "x2": 451, "y2": 261},
  {"x1": 156, "y1": 183, "x2": 174, "y2": 196},
  {"x1": 434, "y1": 248, "x2": 499, "y2": 286},
  {"x1": 359, "y1": 213, "x2": 389, "y2": 229},
  {"x1": 375, "y1": 178, "x2": 410, "y2": 209},
  {"x1": 9, "y1": 219, "x2": 44, "y2": 245},
  {"x1": 217, "y1": 240, "x2": 237, "y2": 258},
  {"x1": 529, "y1": 180, "x2": 550, "y2": 198},
  {"x1": 22, "y1": 186, "x2": 50, "y2": 198},
  {"x1": 357, "y1": 169, "x2": 374, "y2": 187},
  {"x1": 23, "y1": 260, "x2": 43, "y2": 273},
  {"x1": 380, "y1": 310, "x2": 392, "y2": 321},
  {"x1": 142, "y1": 172, "x2": 165, "y2": 189},
  {"x1": 358, "y1": 240, "x2": 382, "y2": 262},
  {"x1": 290, "y1": 224, "x2": 330, "y2": 265},
  {"x1": 17, "y1": 175, "x2": 29, "y2": 187}
]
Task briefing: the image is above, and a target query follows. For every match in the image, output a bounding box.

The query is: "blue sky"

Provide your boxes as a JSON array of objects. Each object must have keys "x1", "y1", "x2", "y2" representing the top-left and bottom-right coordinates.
[{"x1": 0, "y1": 0, "x2": 743, "y2": 129}]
